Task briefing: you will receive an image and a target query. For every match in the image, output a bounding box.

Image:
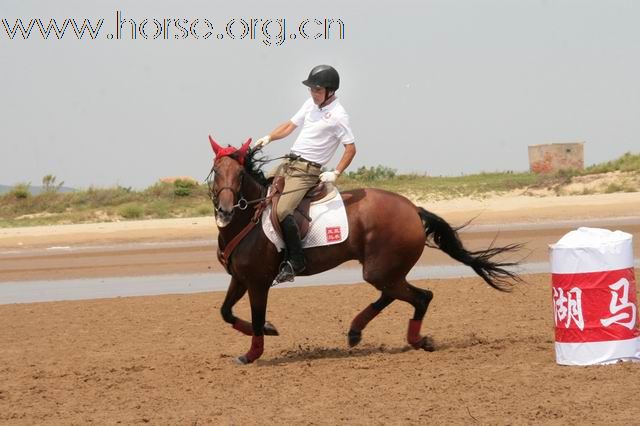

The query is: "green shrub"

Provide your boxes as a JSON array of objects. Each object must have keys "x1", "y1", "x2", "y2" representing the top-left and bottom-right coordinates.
[
  {"x1": 144, "y1": 182, "x2": 175, "y2": 198},
  {"x1": 10, "y1": 183, "x2": 31, "y2": 199},
  {"x1": 146, "y1": 200, "x2": 171, "y2": 218},
  {"x1": 119, "y1": 203, "x2": 144, "y2": 219},
  {"x1": 604, "y1": 182, "x2": 638, "y2": 194},
  {"x1": 79, "y1": 186, "x2": 138, "y2": 207},
  {"x1": 605, "y1": 183, "x2": 624, "y2": 193},
  {"x1": 42, "y1": 174, "x2": 64, "y2": 193},
  {"x1": 557, "y1": 168, "x2": 580, "y2": 178},
  {"x1": 174, "y1": 179, "x2": 196, "y2": 197},
  {"x1": 345, "y1": 165, "x2": 397, "y2": 181}
]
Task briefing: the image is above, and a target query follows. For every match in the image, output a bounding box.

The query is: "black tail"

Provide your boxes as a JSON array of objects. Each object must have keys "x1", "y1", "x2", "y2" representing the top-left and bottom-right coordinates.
[{"x1": 418, "y1": 207, "x2": 523, "y2": 292}]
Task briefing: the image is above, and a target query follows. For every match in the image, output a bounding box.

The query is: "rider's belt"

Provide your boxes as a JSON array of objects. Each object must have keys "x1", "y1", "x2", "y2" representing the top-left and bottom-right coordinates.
[{"x1": 286, "y1": 154, "x2": 322, "y2": 169}]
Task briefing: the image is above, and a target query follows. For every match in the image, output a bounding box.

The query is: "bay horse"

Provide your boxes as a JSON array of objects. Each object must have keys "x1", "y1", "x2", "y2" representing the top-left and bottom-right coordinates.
[{"x1": 209, "y1": 137, "x2": 522, "y2": 364}]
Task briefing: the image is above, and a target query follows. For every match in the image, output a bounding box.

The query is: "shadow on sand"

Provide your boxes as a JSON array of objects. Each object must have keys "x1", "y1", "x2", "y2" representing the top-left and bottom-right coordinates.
[{"x1": 257, "y1": 343, "x2": 417, "y2": 366}]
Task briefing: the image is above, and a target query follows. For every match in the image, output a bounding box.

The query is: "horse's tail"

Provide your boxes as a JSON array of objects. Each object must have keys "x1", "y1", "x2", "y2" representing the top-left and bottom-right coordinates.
[{"x1": 417, "y1": 207, "x2": 523, "y2": 292}]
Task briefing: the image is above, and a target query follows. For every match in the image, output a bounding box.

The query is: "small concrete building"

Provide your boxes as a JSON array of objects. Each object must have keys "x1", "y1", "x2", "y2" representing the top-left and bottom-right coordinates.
[{"x1": 528, "y1": 142, "x2": 585, "y2": 174}]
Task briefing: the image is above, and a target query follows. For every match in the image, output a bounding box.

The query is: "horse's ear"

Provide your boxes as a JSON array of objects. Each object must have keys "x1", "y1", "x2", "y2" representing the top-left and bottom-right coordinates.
[
  {"x1": 238, "y1": 138, "x2": 252, "y2": 158},
  {"x1": 209, "y1": 135, "x2": 222, "y2": 155}
]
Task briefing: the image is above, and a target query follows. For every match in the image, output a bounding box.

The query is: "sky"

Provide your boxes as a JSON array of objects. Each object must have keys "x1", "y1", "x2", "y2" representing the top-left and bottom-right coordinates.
[{"x1": 1, "y1": 0, "x2": 638, "y2": 189}]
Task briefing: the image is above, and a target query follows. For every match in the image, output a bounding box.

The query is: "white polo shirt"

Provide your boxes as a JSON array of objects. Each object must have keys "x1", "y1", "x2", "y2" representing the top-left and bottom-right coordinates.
[{"x1": 289, "y1": 97, "x2": 355, "y2": 166}]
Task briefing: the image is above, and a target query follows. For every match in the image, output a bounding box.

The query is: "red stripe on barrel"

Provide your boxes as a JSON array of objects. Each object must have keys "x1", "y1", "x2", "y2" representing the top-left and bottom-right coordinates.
[{"x1": 552, "y1": 268, "x2": 639, "y2": 343}]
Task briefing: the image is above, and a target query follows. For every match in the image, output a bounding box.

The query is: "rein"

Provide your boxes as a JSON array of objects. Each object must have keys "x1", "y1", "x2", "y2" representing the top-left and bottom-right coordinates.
[
  {"x1": 227, "y1": 185, "x2": 316, "y2": 209},
  {"x1": 205, "y1": 163, "x2": 318, "y2": 213},
  {"x1": 205, "y1": 153, "x2": 319, "y2": 274},
  {"x1": 216, "y1": 200, "x2": 264, "y2": 274}
]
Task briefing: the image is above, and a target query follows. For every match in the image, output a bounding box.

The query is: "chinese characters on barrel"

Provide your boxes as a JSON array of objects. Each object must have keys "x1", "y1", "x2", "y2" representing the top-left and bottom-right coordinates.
[
  {"x1": 554, "y1": 278, "x2": 638, "y2": 332},
  {"x1": 553, "y1": 287, "x2": 585, "y2": 330},
  {"x1": 600, "y1": 278, "x2": 637, "y2": 330}
]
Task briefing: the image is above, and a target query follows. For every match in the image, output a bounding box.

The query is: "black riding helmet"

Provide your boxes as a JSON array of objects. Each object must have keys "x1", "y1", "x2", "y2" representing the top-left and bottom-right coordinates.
[
  {"x1": 302, "y1": 65, "x2": 340, "y2": 90},
  {"x1": 302, "y1": 65, "x2": 340, "y2": 107}
]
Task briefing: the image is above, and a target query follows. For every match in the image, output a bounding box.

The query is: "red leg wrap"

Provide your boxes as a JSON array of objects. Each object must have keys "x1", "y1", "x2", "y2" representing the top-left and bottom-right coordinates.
[
  {"x1": 407, "y1": 319, "x2": 423, "y2": 348},
  {"x1": 350, "y1": 305, "x2": 381, "y2": 332},
  {"x1": 244, "y1": 335, "x2": 264, "y2": 363},
  {"x1": 232, "y1": 319, "x2": 253, "y2": 336}
]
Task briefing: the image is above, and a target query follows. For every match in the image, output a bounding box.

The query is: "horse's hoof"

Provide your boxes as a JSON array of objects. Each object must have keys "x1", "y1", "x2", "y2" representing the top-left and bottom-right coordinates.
[
  {"x1": 264, "y1": 322, "x2": 279, "y2": 336},
  {"x1": 234, "y1": 355, "x2": 251, "y2": 365},
  {"x1": 348, "y1": 329, "x2": 362, "y2": 347},
  {"x1": 417, "y1": 336, "x2": 436, "y2": 352}
]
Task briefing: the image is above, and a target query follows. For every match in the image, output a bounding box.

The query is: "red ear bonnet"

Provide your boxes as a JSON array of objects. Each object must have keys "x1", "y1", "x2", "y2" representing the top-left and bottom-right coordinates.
[
  {"x1": 209, "y1": 135, "x2": 251, "y2": 165},
  {"x1": 209, "y1": 135, "x2": 222, "y2": 155},
  {"x1": 237, "y1": 138, "x2": 252, "y2": 163}
]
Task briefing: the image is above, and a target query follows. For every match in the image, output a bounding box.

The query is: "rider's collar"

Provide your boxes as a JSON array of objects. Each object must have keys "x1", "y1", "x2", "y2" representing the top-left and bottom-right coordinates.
[{"x1": 317, "y1": 95, "x2": 338, "y2": 111}]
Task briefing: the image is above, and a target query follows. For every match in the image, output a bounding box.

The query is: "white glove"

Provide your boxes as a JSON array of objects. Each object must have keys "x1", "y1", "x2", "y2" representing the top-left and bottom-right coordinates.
[
  {"x1": 254, "y1": 135, "x2": 271, "y2": 149},
  {"x1": 319, "y1": 170, "x2": 340, "y2": 183}
]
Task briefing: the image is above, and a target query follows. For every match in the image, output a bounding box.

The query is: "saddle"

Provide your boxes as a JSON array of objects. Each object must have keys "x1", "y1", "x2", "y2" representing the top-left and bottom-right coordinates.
[{"x1": 268, "y1": 176, "x2": 338, "y2": 239}]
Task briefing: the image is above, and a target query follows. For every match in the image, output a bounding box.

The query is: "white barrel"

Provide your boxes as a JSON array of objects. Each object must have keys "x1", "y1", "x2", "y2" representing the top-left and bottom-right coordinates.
[{"x1": 549, "y1": 227, "x2": 639, "y2": 365}]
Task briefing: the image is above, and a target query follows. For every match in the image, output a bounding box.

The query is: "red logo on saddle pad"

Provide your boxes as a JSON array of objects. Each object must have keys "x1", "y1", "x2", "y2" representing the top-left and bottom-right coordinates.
[{"x1": 326, "y1": 227, "x2": 342, "y2": 242}]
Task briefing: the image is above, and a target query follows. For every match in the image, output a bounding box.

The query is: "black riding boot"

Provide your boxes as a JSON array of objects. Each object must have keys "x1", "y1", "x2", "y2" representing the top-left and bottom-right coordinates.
[{"x1": 274, "y1": 215, "x2": 306, "y2": 283}]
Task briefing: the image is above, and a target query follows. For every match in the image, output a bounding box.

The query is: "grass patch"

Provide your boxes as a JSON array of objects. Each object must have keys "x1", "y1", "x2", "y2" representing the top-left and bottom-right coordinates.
[
  {"x1": 584, "y1": 152, "x2": 640, "y2": 174},
  {"x1": 605, "y1": 183, "x2": 624, "y2": 194},
  {"x1": 145, "y1": 200, "x2": 171, "y2": 218},
  {"x1": 118, "y1": 203, "x2": 144, "y2": 219},
  {"x1": 338, "y1": 170, "x2": 548, "y2": 200},
  {"x1": 1, "y1": 152, "x2": 637, "y2": 227},
  {"x1": 194, "y1": 203, "x2": 213, "y2": 216},
  {"x1": 0, "y1": 181, "x2": 214, "y2": 227},
  {"x1": 604, "y1": 182, "x2": 639, "y2": 194}
]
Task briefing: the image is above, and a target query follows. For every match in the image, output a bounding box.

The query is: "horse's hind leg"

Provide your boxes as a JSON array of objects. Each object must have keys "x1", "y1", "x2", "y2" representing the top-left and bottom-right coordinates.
[
  {"x1": 348, "y1": 294, "x2": 394, "y2": 347},
  {"x1": 221, "y1": 277, "x2": 278, "y2": 337},
  {"x1": 382, "y1": 280, "x2": 435, "y2": 351},
  {"x1": 361, "y1": 253, "x2": 435, "y2": 350}
]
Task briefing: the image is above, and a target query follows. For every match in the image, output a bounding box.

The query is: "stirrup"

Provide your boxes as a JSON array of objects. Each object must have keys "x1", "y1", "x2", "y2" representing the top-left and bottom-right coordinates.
[{"x1": 273, "y1": 261, "x2": 301, "y2": 285}]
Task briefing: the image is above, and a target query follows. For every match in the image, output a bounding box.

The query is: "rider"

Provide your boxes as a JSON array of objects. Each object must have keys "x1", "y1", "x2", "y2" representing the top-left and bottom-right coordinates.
[{"x1": 254, "y1": 64, "x2": 356, "y2": 283}]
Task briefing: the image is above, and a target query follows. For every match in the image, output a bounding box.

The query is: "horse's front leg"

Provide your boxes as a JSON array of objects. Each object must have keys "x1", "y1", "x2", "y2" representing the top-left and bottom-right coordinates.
[
  {"x1": 221, "y1": 276, "x2": 278, "y2": 337},
  {"x1": 235, "y1": 284, "x2": 271, "y2": 365}
]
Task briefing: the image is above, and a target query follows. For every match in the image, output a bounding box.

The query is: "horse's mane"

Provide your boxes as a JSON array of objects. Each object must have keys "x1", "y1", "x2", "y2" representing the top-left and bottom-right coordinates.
[{"x1": 229, "y1": 148, "x2": 269, "y2": 187}]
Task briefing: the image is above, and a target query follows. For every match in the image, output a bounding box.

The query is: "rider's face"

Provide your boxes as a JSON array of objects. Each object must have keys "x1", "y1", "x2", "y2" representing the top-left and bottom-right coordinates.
[{"x1": 309, "y1": 86, "x2": 326, "y2": 105}]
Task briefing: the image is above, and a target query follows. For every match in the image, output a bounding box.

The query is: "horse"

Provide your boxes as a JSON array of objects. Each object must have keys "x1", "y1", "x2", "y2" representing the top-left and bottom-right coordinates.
[{"x1": 208, "y1": 137, "x2": 522, "y2": 364}]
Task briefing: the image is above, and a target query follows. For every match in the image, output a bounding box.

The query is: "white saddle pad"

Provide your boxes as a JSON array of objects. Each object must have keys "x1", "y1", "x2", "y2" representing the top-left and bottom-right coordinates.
[{"x1": 261, "y1": 190, "x2": 349, "y2": 251}]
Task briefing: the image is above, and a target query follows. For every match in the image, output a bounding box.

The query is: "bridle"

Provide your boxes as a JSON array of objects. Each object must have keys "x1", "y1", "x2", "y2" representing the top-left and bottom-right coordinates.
[{"x1": 206, "y1": 166, "x2": 251, "y2": 213}]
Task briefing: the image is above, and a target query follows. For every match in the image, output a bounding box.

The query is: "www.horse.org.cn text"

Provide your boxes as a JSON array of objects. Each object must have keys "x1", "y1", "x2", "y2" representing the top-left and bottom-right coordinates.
[{"x1": 1, "y1": 11, "x2": 346, "y2": 46}]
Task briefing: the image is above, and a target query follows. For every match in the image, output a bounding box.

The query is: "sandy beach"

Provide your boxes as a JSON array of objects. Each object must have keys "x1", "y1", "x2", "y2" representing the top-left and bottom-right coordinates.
[
  {"x1": 1, "y1": 191, "x2": 639, "y2": 424},
  {"x1": 2, "y1": 274, "x2": 640, "y2": 424}
]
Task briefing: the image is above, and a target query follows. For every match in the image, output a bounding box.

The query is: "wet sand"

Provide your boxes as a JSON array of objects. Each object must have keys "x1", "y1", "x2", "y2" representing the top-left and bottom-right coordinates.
[{"x1": 1, "y1": 221, "x2": 638, "y2": 284}]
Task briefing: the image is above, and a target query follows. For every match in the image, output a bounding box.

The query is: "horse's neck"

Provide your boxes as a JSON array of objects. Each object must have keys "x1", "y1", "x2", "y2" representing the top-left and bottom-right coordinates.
[
  {"x1": 218, "y1": 174, "x2": 266, "y2": 245},
  {"x1": 243, "y1": 173, "x2": 266, "y2": 201}
]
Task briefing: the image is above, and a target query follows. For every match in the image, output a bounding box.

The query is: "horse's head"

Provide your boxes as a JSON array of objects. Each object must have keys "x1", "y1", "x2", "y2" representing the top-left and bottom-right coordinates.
[{"x1": 208, "y1": 136, "x2": 252, "y2": 228}]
